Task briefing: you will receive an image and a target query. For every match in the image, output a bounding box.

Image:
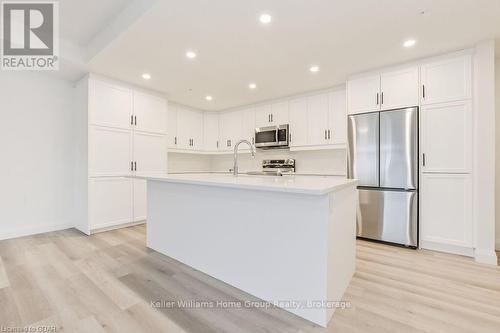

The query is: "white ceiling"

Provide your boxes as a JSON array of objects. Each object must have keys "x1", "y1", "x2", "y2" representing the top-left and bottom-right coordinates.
[
  {"x1": 59, "y1": 0, "x2": 134, "y2": 46},
  {"x1": 85, "y1": 0, "x2": 500, "y2": 111}
]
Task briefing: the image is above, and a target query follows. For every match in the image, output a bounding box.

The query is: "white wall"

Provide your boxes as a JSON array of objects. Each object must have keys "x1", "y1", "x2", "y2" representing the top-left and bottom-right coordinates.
[
  {"x1": 0, "y1": 72, "x2": 76, "y2": 239},
  {"x1": 496, "y1": 56, "x2": 500, "y2": 250}
]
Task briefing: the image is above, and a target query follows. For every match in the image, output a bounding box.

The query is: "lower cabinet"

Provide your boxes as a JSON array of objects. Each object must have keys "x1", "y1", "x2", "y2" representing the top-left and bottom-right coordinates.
[
  {"x1": 88, "y1": 177, "x2": 148, "y2": 231},
  {"x1": 420, "y1": 173, "x2": 473, "y2": 254},
  {"x1": 88, "y1": 177, "x2": 134, "y2": 230}
]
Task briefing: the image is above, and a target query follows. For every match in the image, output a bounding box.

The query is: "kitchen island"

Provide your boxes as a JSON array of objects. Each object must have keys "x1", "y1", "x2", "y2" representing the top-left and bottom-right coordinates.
[{"x1": 142, "y1": 173, "x2": 358, "y2": 327}]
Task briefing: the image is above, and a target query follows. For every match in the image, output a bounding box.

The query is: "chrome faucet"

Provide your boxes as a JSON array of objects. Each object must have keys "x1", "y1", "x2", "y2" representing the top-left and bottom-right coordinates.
[{"x1": 233, "y1": 139, "x2": 256, "y2": 176}]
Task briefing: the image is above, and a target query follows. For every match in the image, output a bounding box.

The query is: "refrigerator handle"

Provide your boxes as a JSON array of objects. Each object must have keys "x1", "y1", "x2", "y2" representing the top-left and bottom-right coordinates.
[
  {"x1": 376, "y1": 93, "x2": 379, "y2": 105},
  {"x1": 422, "y1": 153, "x2": 426, "y2": 167}
]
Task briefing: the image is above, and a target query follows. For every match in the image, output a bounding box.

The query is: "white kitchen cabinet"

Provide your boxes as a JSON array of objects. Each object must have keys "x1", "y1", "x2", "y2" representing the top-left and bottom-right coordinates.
[
  {"x1": 420, "y1": 173, "x2": 473, "y2": 250},
  {"x1": 203, "y1": 112, "x2": 220, "y2": 151},
  {"x1": 133, "y1": 178, "x2": 147, "y2": 222},
  {"x1": 133, "y1": 91, "x2": 167, "y2": 134},
  {"x1": 380, "y1": 67, "x2": 419, "y2": 110},
  {"x1": 328, "y1": 90, "x2": 347, "y2": 144},
  {"x1": 255, "y1": 102, "x2": 288, "y2": 127},
  {"x1": 177, "y1": 107, "x2": 203, "y2": 150},
  {"x1": 88, "y1": 177, "x2": 134, "y2": 230},
  {"x1": 88, "y1": 126, "x2": 133, "y2": 177},
  {"x1": 133, "y1": 132, "x2": 167, "y2": 175},
  {"x1": 421, "y1": 55, "x2": 472, "y2": 105},
  {"x1": 167, "y1": 104, "x2": 178, "y2": 148},
  {"x1": 347, "y1": 74, "x2": 380, "y2": 114},
  {"x1": 289, "y1": 97, "x2": 308, "y2": 147},
  {"x1": 219, "y1": 111, "x2": 242, "y2": 151},
  {"x1": 307, "y1": 93, "x2": 330, "y2": 146},
  {"x1": 241, "y1": 108, "x2": 256, "y2": 145},
  {"x1": 255, "y1": 104, "x2": 273, "y2": 127},
  {"x1": 90, "y1": 80, "x2": 133, "y2": 129},
  {"x1": 420, "y1": 101, "x2": 472, "y2": 173}
]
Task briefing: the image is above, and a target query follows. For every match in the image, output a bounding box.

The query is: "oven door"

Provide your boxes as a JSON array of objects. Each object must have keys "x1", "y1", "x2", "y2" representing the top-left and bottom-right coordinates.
[{"x1": 255, "y1": 126, "x2": 278, "y2": 148}]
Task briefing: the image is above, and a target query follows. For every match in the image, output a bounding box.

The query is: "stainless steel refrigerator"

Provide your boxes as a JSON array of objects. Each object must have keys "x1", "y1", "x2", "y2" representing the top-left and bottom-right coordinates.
[{"x1": 347, "y1": 107, "x2": 418, "y2": 248}]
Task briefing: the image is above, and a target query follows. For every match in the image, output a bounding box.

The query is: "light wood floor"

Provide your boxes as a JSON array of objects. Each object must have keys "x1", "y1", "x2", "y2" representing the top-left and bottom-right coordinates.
[{"x1": 0, "y1": 225, "x2": 499, "y2": 333}]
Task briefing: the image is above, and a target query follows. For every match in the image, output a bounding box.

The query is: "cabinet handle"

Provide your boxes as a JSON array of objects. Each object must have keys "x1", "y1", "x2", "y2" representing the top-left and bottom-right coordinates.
[
  {"x1": 131, "y1": 161, "x2": 133, "y2": 171},
  {"x1": 422, "y1": 85, "x2": 426, "y2": 99},
  {"x1": 134, "y1": 161, "x2": 137, "y2": 171},
  {"x1": 376, "y1": 93, "x2": 379, "y2": 105},
  {"x1": 271, "y1": 114, "x2": 273, "y2": 122},
  {"x1": 174, "y1": 136, "x2": 177, "y2": 145},
  {"x1": 289, "y1": 133, "x2": 292, "y2": 143},
  {"x1": 134, "y1": 115, "x2": 137, "y2": 126},
  {"x1": 324, "y1": 130, "x2": 327, "y2": 140},
  {"x1": 131, "y1": 115, "x2": 134, "y2": 125},
  {"x1": 328, "y1": 130, "x2": 331, "y2": 139},
  {"x1": 216, "y1": 140, "x2": 219, "y2": 149},
  {"x1": 268, "y1": 114, "x2": 271, "y2": 123},
  {"x1": 381, "y1": 92, "x2": 384, "y2": 105},
  {"x1": 422, "y1": 153, "x2": 426, "y2": 167}
]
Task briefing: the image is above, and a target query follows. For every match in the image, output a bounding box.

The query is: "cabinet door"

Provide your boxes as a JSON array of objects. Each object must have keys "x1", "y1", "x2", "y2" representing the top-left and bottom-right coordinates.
[
  {"x1": 347, "y1": 75, "x2": 380, "y2": 114},
  {"x1": 203, "y1": 113, "x2": 220, "y2": 151},
  {"x1": 241, "y1": 108, "x2": 256, "y2": 145},
  {"x1": 421, "y1": 101, "x2": 472, "y2": 173},
  {"x1": 289, "y1": 98, "x2": 308, "y2": 147},
  {"x1": 90, "y1": 80, "x2": 133, "y2": 129},
  {"x1": 166, "y1": 104, "x2": 177, "y2": 148},
  {"x1": 133, "y1": 132, "x2": 167, "y2": 175},
  {"x1": 380, "y1": 67, "x2": 419, "y2": 110},
  {"x1": 176, "y1": 107, "x2": 194, "y2": 150},
  {"x1": 255, "y1": 104, "x2": 272, "y2": 127},
  {"x1": 190, "y1": 110, "x2": 204, "y2": 150},
  {"x1": 328, "y1": 90, "x2": 347, "y2": 144},
  {"x1": 270, "y1": 101, "x2": 289, "y2": 125},
  {"x1": 420, "y1": 173, "x2": 473, "y2": 248},
  {"x1": 88, "y1": 177, "x2": 133, "y2": 230},
  {"x1": 133, "y1": 178, "x2": 147, "y2": 222},
  {"x1": 133, "y1": 92, "x2": 167, "y2": 134},
  {"x1": 219, "y1": 111, "x2": 242, "y2": 151},
  {"x1": 421, "y1": 55, "x2": 472, "y2": 105},
  {"x1": 307, "y1": 93, "x2": 330, "y2": 146},
  {"x1": 89, "y1": 126, "x2": 132, "y2": 177}
]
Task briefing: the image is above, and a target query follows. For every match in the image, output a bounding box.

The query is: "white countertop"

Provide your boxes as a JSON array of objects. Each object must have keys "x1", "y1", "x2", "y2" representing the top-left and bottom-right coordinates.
[{"x1": 136, "y1": 173, "x2": 357, "y2": 195}]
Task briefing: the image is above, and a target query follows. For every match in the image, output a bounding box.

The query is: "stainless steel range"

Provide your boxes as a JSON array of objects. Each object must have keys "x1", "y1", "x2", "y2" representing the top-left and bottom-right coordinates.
[{"x1": 246, "y1": 159, "x2": 295, "y2": 176}]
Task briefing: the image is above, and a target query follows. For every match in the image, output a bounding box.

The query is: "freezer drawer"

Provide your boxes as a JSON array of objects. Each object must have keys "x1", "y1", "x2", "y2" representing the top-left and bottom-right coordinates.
[
  {"x1": 380, "y1": 107, "x2": 418, "y2": 189},
  {"x1": 357, "y1": 189, "x2": 418, "y2": 247},
  {"x1": 347, "y1": 112, "x2": 379, "y2": 187}
]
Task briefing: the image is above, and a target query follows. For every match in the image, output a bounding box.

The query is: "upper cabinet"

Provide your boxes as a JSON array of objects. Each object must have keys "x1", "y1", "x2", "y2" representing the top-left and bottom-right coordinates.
[
  {"x1": 166, "y1": 104, "x2": 178, "y2": 148},
  {"x1": 219, "y1": 111, "x2": 242, "y2": 151},
  {"x1": 347, "y1": 74, "x2": 380, "y2": 114},
  {"x1": 380, "y1": 67, "x2": 419, "y2": 110},
  {"x1": 307, "y1": 93, "x2": 330, "y2": 146},
  {"x1": 289, "y1": 98, "x2": 308, "y2": 147},
  {"x1": 241, "y1": 108, "x2": 256, "y2": 145},
  {"x1": 255, "y1": 102, "x2": 289, "y2": 127},
  {"x1": 420, "y1": 55, "x2": 472, "y2": 105},
  {"x1": 176, "y1": 107, "x2": 203, "y2": 150},
  {"x1": 90, "y1": 80, "x2": 133, "y2": 129},
  {"x1": 347, "y1": 67, "x2": 419, "y2": 114},
  {"x1": 133, "y1": 92, "x2": 167, "y2": 134},
  {"x1": 329, "y1": 89, "x2": 347, "y2": 144},
  {"x1": 203, "y1": 113, "x2": 220, "y2": 152}
]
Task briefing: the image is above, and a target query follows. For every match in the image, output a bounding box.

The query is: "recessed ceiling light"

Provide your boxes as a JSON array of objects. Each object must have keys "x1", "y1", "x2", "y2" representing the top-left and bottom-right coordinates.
[
  {"x1": 259, "y1": 13, "x2": 272, "y2": 24},
  {"x1": 309, "y1": 66, "x2": 320, "y2": 73},
  {"x1": 403, "y1": 39, "x2": 416, "y2": 48},
  {"x1": 249, "y1": 83, "x2": 257, "y2": 89},
  {"x1": 186, "y1": 50, "x2": 197, "y2": 59},
  {"x1": 205, "y1": 95, "x2": 213, "y2": 101},
  {"x1": 142, "y1": 73, "x2": 151, "y2": 80}
]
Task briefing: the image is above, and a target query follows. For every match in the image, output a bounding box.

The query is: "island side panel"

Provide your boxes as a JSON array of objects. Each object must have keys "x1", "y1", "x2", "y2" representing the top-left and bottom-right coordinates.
[
  {"x1": 325, "y1": 185, "x2": 357, "y2": 324},
  {"x1": 147, "y1": 180, "x2": 331, "y2": 325}
]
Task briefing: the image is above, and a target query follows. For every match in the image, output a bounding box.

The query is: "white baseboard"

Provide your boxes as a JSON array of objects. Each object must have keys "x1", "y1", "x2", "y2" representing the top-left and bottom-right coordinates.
[
  {"x1": 90, "y1": 220, "x2": 146, "y2": 234},
  {"x1": 420, "y1": 240, "x2": 474, "y2": 257},
  {"x1": 0, "y1": 222, "x2": 72, "y2": 241},
  {"x1": 474, "y1": 248, "x2": 498, "y2": 266}
]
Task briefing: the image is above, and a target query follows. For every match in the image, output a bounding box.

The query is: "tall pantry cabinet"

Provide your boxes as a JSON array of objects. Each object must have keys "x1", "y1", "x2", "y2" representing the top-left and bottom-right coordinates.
[{"x1": 75, "y1": 75, "x2": 168, "y2": 234}]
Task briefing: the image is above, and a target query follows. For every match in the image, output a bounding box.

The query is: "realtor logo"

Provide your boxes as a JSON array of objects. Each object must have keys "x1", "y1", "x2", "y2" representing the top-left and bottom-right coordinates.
[{"x1": 1, "y1": 1, "x2": 59, "y2": 70}]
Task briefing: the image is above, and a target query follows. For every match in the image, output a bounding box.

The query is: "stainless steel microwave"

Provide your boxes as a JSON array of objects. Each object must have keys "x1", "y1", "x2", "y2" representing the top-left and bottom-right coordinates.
[{"x1": 255, "y1": 124, "x2": 289, "y2": 148}]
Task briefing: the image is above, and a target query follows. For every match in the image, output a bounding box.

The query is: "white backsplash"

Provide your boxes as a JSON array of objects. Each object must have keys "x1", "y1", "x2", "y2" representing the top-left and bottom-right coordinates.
[{"x1": 169, "y1": 149, "x2": 347, "y2": 175}]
